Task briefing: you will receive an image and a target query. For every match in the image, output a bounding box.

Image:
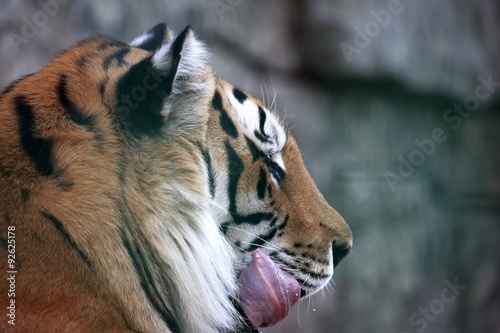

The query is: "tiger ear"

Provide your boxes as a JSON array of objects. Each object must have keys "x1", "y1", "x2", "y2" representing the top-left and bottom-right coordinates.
[
  {"x1": 151, "y1": 26, "x2": 211, "y2": 95},
  {"x1": 116, "y1": 26, "x2": 213, "y2": 137},
  {"x1": 130, "y1": 22, "x2": 172, "y2": 51}
]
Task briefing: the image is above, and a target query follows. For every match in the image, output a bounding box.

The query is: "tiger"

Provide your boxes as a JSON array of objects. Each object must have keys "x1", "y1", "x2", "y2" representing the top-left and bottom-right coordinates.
[{"x1": 0, "y1": 23, "x2": 352, "y2": 333}]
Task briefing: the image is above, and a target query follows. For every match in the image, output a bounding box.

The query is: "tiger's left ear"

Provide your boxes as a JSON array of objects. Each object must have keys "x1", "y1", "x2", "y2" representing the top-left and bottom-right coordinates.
[
  {"x1": 130, "y1": 22, "x2": 172, "y2": 51},
  {"x1": 116, "y1": 26, "x2": 213, "y2": 137}
]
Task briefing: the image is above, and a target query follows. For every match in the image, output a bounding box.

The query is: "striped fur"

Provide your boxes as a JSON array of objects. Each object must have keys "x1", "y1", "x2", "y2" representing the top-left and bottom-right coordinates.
[{"x1": 0, "y1": 23, "x2": 352, "y2": 333}]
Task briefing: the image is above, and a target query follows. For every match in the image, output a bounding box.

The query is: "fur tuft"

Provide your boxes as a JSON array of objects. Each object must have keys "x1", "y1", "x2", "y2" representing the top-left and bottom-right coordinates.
[{"x1": 152, "y1": 27, "x2": 212, "y2": 95}]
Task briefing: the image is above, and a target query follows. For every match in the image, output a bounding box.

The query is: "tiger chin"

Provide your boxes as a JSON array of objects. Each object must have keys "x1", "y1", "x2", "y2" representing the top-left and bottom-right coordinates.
[{"x1": 0, "y1": 23, "x2": 352, "y2": 333}]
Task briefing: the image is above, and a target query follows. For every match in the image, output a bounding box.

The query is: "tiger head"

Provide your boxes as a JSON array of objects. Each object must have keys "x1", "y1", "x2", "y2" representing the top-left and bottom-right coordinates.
[
  {"x1": 0, "y1": 23, "x2": 351, "y2": 333},
  {"x1": 207, "y1": 79, "x2": 353, "y2": 293}
]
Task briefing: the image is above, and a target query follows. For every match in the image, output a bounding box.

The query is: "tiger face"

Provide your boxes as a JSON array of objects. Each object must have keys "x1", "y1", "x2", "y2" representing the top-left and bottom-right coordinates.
[
  {"x1": 206, "y1": 79, "x2": 353, "y2": 298},
  {"x1": 0, "y1": 22, "x2": 351, "y2": 333}
]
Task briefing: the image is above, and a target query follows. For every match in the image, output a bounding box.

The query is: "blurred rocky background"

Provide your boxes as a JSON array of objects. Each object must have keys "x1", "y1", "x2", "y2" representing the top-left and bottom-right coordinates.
[{"x1": 1, "y1": 1, "x2": 499, "y2": 332}]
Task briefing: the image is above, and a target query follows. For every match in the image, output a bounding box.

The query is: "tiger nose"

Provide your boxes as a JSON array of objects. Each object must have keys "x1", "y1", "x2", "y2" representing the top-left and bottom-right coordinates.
[{"x1": 332, "y1": 241, "x2": 352, "y2": 267}]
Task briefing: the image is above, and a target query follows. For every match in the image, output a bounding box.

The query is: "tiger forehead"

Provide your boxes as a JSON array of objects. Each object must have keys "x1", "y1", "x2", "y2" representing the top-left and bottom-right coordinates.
[{"x1": 216, "y1": 80, "x2": 287, "y2": 154}]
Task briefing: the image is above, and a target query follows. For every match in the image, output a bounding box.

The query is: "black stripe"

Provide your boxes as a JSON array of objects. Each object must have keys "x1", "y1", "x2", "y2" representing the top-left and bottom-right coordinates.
[
  {"x1": 255, "y1": 107, "x2": 272, "y2": 143},
  {"x1": 52, "y1": 166, "x2": 74, "y2": 191},
  {"x1": 0, "y1": 159, "x2": 11, "y2": 177},
  {"x1": 103, "y1": 46, "x2": 130, "y2": 70},
  {"x1": 0, "y1": 235, "x2": 6, "y2": 249},
  {"x1": 55, "y1": 178, "x2": 74, "y2": 191},
  {"x1": 226, "y1": 141, "x2": 274, "y2": 226},
  {"x1": 295, "y1": 277, "x2": 316, "y2": 289},
  {"x1": 58, "y1": 75, "x2": 96, "y2": 128},
  {"x1": 98, "y1": 40, "x2": 127, "y2": 51},
  {"x1": 233, "y1": 87, "x2": 247, "y2": 104},
  {"x1": 226, "y1": 141, "x2": 243, "y2": 215},
  {"x1": 171, "y1": 26, "x2": 190, "y2": 66},
  {"x1": 245, "y1": 136, "x2": 261, "y2": 162},
  {"x1": 277, "y1": 214, "x2": 289, "y2": 231},
  {"x1": 213, "y1": 92, "x2": 238, "y2": 138},
  {"x1": 99, "y1": 77, "x2": 109, "y2": 99},
  {"x1": 118, "y1": 198, "x2": 182, "y2": 333},
  {"x1": 15, "y1": 95, "x2": 54, "y2": 176},
  {"x1": 266, "y1": 159, "x2": 285, "y2": 182},
  {"x1": 120, "y1": 227, "x2": 181, "y2": 333},
  {"x1": 42, "y1": 212, "x2": 94, "y2": 270},
  {"x1": 77, "y1": 53, "x2": 90, "y2": 68},
  {"x1": 282, "y1": 248, "x2": 297, "y2": 258},
  {"x1": 254, "y1": 129, "x2": 271, "y2": 143},
  {"x1": 231, "y1": 212, "x2": 275, "y2": 225},
  {"x1": 269, "y1": 215, "x2": 278, "y2": 227},
  {"x1": 256, "y1": 167, "x2": 267, "y2": 200},
  {"x1": 266, "y1": 184, "x2": 273, "y2": 198},
  {"x1": 275, "y1": 255, "x2": 329, "y2": 280},
  {"x1": 202, "y1": 149, "x2": 216, "y2": 197},
  {"x1": 258, "y1": 107, "x2": 267, "y2": 136},
  {"x1": 21, "y1": 188, "x2": 30, "y2": 202},
  {"x1": 300, "y1": 251, "x2": 329, "y2": 265},
  {"x1": 307, "y1": 270, "x2": 331, "y2": 280}
]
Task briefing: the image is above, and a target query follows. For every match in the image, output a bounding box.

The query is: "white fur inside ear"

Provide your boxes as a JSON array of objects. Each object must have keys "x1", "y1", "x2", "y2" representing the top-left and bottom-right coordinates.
[
  {"x1": 130, "y1": 32, "x2": 154, "y2": 48},
  {"x1": 152, "y1": 30, "x2": 211, "y2": 95}
]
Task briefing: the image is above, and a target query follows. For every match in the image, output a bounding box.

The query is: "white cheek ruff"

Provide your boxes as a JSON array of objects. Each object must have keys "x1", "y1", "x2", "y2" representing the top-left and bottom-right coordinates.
[{"x1": 150, "y1": 182, "x2": 238, "y2": 333}]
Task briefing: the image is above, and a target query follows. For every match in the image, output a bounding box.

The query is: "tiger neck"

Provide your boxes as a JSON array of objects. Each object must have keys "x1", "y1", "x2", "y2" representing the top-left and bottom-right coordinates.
[{"x1": 118, "y1": 140, "x2": 239, "y2": 333}]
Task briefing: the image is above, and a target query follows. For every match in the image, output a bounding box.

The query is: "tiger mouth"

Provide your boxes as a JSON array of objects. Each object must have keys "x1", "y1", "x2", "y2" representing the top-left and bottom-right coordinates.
[
  {"x1": 237, "y1": 249, "x2": 300, "y2": 329},
  {"x1": 268, "y1": 251, "x2": 333, "y2": 298}
]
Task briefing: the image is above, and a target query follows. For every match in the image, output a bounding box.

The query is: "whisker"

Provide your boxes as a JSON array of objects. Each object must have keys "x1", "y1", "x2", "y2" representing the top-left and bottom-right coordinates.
[
  {"x1": 268, "y1": 72, "x2": 277, "y2": 112},
  {"x1": 263, "y1": 80, "x2": 270, "y2": 110},
  {"x1": 296, "y1": 299, "x2": 302, "y2": 328},
  {"x1": 224, "y1": 225, "x2": 310, "y2": 266},
  {"x1": 260, "y1": 84, "x2": 267, "y2": 107},
  {"x1": 209, "y1": 199, "x2": 229, "y2": 216},
  {"x1": 224, "y1": 225, "x2": 282, "y2": 251},
  {"x1": 283, "y1": 99, "x2": 289, "y2": 122},
  {"x1": 274, "y1": 251, "x2": 312, "y2": 266},
  {"x1": 240, "y1": 242, "x2": 282, "y2": 253}
]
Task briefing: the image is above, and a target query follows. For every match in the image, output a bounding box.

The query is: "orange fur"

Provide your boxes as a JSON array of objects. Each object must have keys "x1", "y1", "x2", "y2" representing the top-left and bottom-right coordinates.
[{"x1": 0, "y1": 24, "x2": 352, "y2": 333}]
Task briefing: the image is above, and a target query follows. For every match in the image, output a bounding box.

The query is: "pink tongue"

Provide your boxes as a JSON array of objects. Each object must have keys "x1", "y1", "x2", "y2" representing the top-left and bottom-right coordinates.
[{"x1": 238, "y1": 249, "x2": 300, "y2": 328}]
